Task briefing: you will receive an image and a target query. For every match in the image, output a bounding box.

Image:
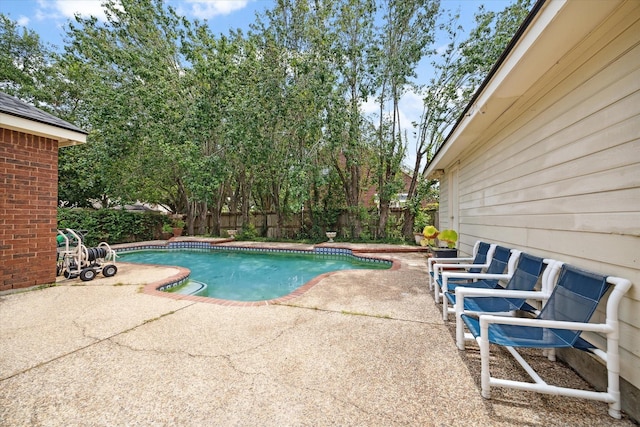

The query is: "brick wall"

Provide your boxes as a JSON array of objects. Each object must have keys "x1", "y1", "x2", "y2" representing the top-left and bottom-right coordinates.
[{"x1": 0, "y1": 127, "x2": 59, "y2": 291}]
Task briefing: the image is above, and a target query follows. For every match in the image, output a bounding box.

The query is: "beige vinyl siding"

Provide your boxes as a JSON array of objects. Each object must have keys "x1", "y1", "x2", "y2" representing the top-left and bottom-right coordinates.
[
  {"x1": 437, "y1": 175, "x2": 450, "y2": 231},
  {"x1": 449, "y1": 6, "x2": 640, "y2": 388}
]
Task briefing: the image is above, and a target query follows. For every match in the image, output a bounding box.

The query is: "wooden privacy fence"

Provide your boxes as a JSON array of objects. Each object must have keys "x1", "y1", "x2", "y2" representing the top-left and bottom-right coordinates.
[
  {"x1": 209, "y1": 209, "x2": 437, "y2": 239},
  {"x1": 216, "y1": 211, "x2": 302, "y2": 239}
]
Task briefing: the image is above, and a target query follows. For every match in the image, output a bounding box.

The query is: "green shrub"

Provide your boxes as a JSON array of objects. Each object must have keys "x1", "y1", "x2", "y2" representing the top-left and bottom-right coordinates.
[
  {"x1": 236, "y1": 223, "x2": 258, "y2": 240},
  {"x1": 57, "y1": 208, "x2": 169, "y2": 247},
  {"x1": 414, "y1": 209, "x2": 430, "y2": 232}
]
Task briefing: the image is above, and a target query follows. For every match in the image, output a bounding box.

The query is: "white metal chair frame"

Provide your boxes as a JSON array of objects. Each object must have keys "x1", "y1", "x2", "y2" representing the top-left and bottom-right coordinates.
[
  {"x1": 429, "y1": 242, "x2": 497, "y2": 304},
  {"x1": 454, "y1": 260, "x2": 562, "y2": 350},
  {"x1": 473, "y1": 275, "x2": 632, "y2": 419},
  {"x1": 440, "y1": 249, "x2": 522, "y2": 321},
  {"x1": 428, "y1": 240, "x2": 480, "y2": 293}
]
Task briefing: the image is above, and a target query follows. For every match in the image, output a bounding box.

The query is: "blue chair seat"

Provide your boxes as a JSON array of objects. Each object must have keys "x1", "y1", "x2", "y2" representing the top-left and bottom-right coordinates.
[
  {"x1": 447, "y1": 253, "x2": 546, "y2": 312},
  {"x1": 430, "y1": 241, "x2": 493, "y2": 302},
  {"x1": 461, "y1": 315, "x2": 595, "y2": 350},
  {"x1": 445, "y1": 279, "x2": 500, "y2": 293},
  {"x1": 459, "y1": 263, "x2": 632, "y2": 419},
  {"x1": 452, "y1": 295, "x2": 537, "y2": 313}
]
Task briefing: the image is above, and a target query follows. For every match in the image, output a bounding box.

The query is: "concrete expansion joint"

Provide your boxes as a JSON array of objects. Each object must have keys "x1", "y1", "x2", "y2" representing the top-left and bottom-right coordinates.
[
  {"x1": 212, "y1": 319, "x2": 309, "y2": 376},
  {"x1": 0, "y1": 303, "x2": 198, "y2": 383},
  {"x1": 107, "y1": 310, "x2": 303, "y2": 364},
  {"x1": 107, "y1": 337, "x2": 225, "y2": 361},
  {"x1": 73, "y1": 319, "x2": 102, "y2": 343},
  {"x1": 278, "y1": 302, "x2": 438, "y2": 325},
  {"x1": 215, "y1": 351, "x2": 387, "y2": 422},
  {"x1": 219, "y1": 353, "x2": 263, "y2": 377},
  {"x1": 291, "y1": 383, "x2": 383, "y2": 421},
  {"x1": 230, "y1": 315, "x2": 308, "y2": 357}
]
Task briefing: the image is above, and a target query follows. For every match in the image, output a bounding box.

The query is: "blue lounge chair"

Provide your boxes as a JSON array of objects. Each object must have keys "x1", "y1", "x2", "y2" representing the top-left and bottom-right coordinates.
[
  {"x1": 461, "y1": 264, "x2": 632, "y2": 419},
  {"x1": 451, "y1": 256, "x2": 561, "y2": 349},
  {"x1": 439, "y1": 246, "x2": 518, "y2": 320},
  {"x1": 429, "y1": 241, "x2": 495, "y2": 301}
]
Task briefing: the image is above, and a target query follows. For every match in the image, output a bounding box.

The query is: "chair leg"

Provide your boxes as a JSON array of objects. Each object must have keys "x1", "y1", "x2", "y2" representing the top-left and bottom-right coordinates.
[
  {"x1": 456, "y1": 304, "x2": 465, "y2": 350},
  {"x1": 479, "y1": 323, "x2": 491, "y2": 399},
  {"x1": 607, "y1": 336, "x2": 622, "y2": 419},
  {"x1": 429, "y1": 269, "x2": 434, "y2": 292},
  {"x1": 442, "y1": 289, "x2": 449, "y2": 320},
  {"x1": 428, "y1": 260, "x2": 435, "y2": 292}
]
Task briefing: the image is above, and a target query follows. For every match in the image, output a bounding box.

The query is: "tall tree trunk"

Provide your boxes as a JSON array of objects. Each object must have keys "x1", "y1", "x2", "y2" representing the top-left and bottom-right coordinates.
[
  {"x1": 401, "y1": 161, "x2": 422, "y2": 238},
  {"x1": 195, "y1": 201, "x2": 207, "y2": 235},
  {"x1": 210, "y1": 185, "x2": 225, "y2": 236},
  {"x1": 186, "y1": 200, "x2": 196, "y2": 236},
  {"x1": 348, "y1": 163, "x2": 362, "y2": 238}
]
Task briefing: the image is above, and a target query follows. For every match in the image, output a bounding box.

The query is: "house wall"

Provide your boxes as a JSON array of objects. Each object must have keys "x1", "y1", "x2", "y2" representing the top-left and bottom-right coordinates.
[
  {"x1": 439, "y1": 4, "x2": 640, "y2": 419},
  {"x1": 0, "y1": 128, "x2": 59, "y2": 291}
]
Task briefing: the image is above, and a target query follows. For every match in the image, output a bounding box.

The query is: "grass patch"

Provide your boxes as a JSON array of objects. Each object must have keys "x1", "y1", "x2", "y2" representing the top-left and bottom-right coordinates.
[
  {"x1": 274, "y1": 303, "x2": 392, "y2": 320},
  {"x1": 142, "y1": 310, "x2": 176, "y2": 325},
  {"x1": 341, "y1": 310, "x2": 391, "y2": 319},
  {"x1": 0, "y1": 283, "x2": 57, "y2": 296}
]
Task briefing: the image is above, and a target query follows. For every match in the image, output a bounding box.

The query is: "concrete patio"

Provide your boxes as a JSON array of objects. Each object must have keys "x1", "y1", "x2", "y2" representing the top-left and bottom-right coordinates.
[{"x1": 0, "y1": 244, "x2": 635, "y2": 426}]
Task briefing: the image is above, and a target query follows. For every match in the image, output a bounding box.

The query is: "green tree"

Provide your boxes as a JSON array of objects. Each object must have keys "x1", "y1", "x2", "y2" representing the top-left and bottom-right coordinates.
[
  {"x1": 181, "y1": 25, "x2": 243, "y2": 234},
  {"x1": 324, "y1": 0, "x2": 378, "y2": 238},
  {"x1": 372, "y1": 0, "x2": 439, "y2": 237},
  {"x1": 60, "y1": 0, "x2": 191, "y2": 210},
  {"x1": 0, "y1": 14, "x2": 55, "y2": 106},
  {"x1": 250, "y1": 0, "x2": 337, "y2": 238},
  {"x1": 0, "y1": 14, "x2": 101, "y2": 206},
  {"x1": 401, "y1": 0, "x2": 533, "y2": 237}
]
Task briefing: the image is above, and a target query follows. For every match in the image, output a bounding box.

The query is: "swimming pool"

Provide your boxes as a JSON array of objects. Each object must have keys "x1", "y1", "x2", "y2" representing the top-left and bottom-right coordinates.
[{"x1": 118, "y1": 247, "x2": 390, "y2": 301}]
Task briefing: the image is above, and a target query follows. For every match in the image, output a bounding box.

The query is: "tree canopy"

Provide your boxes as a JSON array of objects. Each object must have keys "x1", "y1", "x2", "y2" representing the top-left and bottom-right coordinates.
[{"x1": 0, "y1": 0, "x2": 532, "y2": 240}]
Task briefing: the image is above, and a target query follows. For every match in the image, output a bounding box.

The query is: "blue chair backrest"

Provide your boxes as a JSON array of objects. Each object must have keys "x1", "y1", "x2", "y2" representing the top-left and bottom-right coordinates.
[
  {"x1": 485, "y1": 246, "x2": 511, "y2": 275},
  {"x1": 539, "y1": 264, "x2": 609, "y2": 345},
  {"x1": 468, "y1": 242, "x2": 491, "y2": 274},
  {"x1": 505, "y1": 253, "x2": 545, "y2": 291}
]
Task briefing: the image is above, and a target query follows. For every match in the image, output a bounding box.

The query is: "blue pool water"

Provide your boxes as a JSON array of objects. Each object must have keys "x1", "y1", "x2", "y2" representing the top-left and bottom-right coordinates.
[{"x1": 118, "y1": 249, "x2": 390, "y2": 301}]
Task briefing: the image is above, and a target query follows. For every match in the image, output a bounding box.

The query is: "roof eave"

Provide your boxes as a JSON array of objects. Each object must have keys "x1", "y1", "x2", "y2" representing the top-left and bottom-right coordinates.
[
  {"x1": 1, "y1": 112, "x2": 87, "y2": 147},
  {"x1": 425, "y1": 0, "x2": 624, "y2": 179}
]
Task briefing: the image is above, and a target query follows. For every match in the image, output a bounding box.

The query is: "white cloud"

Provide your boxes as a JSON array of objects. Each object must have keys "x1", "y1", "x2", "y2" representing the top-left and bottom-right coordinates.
[
  {"x1": 435, "y1": 43, "x2": 449, "y2": 56},
  {"x1": 185, "y1": 0, "x2": 249, "y2": 19},
  {"x1": 358, "y1": 87, "x2": 425, "y2": 169},
  {"x1": 55, "y1": 0, "x2": 108, "y2": 20},
  {"x1": 399, "y1": 89, "x2": 424, "y2": 126},
  {"x1": 361, "y1": 96, "x2": 379, "y2": 116},
  {"x1": 35, "y1": 0, "x2": 108, "y2": 22},
  {"x1": 17, "y1": 15, "x2": 30, "y2": 26}
]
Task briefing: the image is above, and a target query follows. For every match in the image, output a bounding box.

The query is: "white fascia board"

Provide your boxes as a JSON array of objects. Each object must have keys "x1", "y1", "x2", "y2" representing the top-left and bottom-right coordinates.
[
  {"x1": 426, "y1": 0, "x2": 568, "y2": 177},
  {"x1": 1, "y1": 112, "x2": 87, "y2": 147},
  {"x1": 426, "y1": 0, "x2": 623, "y2": 178}
]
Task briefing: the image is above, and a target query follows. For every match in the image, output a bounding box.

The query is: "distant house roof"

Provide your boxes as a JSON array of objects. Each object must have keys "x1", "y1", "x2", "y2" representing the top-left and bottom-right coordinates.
[{"x1": 0, "y1": 91, "x2": 87, "y2": 147}]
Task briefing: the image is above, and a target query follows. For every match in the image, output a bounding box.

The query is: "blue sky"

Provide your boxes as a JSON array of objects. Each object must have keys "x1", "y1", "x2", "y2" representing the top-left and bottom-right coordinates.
[
  {"x1": 0, "y1": 0, "x2": 512, "y2": 51},
  {"x1": 1, "y1": 0, "x2": 514, "y2": 168},
  {"x1": 0, "y1": 0, "x2": 271, "y2": 49}
]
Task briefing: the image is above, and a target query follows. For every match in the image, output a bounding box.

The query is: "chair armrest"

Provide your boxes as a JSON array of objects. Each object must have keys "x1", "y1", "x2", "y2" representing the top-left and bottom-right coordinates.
[
  {"x1": 442, "y1": 272, "x2": 510, "y2": 283},
  {"x1": 428, "y1": 257, "x2": 474, "y2": 267},
  {"x1": 478, "y1": 314, "x2": 613, "y2": 334},
  {"x1": 431, "y1": 258, "x2": 476, "y2": 280},
  {"x1": 434, "y1": 262, "x2": 485, "y2": 279},
  {"x1": 435, "y1": 262, "x2": 486, "y2": 270},
  {"x1": 455, "y1": 288, "x2": 550, "y2": 300}
]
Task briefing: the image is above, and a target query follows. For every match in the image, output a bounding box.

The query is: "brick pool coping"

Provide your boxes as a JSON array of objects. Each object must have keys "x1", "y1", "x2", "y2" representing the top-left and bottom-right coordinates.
[{"x1": 113, "y1": 238, "x2": 410, "y2": 306}]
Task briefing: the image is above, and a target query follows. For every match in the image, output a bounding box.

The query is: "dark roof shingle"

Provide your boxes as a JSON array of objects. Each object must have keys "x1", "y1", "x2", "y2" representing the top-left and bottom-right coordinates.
[{"x1": 0, "y1": 91, "x2": 87, "y2": 135}]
